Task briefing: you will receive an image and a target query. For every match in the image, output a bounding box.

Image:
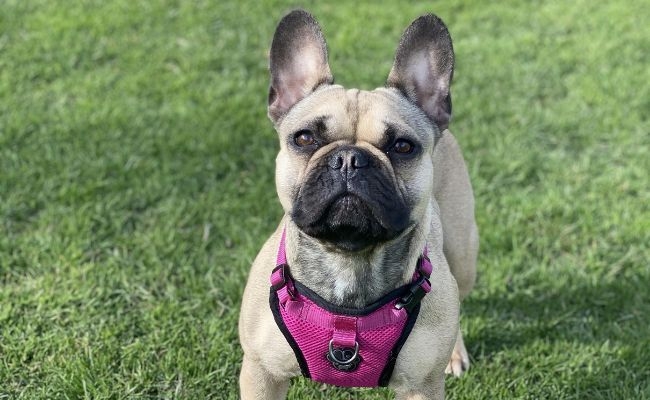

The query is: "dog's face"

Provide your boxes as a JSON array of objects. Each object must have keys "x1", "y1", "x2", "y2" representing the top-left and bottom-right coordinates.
[
  {"x1": 275, "y1": 87, "x2": 438, "y2": 251},
  {"x1": 268, "y1": 11, "x2": 454, "y2": 252}
]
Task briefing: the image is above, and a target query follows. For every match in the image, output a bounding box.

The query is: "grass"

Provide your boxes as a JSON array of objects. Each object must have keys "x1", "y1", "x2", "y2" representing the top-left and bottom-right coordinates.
[{"x1": 0, "y1": 0, "x2": 648, "y2": 399}]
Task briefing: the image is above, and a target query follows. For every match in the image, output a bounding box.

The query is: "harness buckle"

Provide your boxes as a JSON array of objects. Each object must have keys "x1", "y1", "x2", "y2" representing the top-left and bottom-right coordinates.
[
  {"x1": 327, "y1": 340, "x2": 362, "y2": 372},
  {"x1": 395, "y1": 275, "x2": 430, "y2": 313}
]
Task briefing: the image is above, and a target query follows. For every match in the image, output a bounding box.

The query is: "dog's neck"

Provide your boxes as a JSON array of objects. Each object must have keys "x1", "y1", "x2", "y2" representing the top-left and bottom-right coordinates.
[{"x1": 284, "y1": 220, "x2": 429, "y2": 308}]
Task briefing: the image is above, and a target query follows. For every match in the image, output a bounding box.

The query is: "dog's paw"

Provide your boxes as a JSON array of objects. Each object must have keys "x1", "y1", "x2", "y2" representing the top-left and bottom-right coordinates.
[{"x1": 445, "y1": 331, "x2": 470, "y2": 377}]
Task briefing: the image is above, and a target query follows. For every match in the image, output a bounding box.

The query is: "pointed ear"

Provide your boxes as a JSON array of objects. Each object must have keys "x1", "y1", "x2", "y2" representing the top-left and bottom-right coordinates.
[
  {"x1": 387, "y1": 14, "x2": 454, "y2": 131},
  {"x1": 268, "y1": 10, "x2": 334, "y2": 124}
]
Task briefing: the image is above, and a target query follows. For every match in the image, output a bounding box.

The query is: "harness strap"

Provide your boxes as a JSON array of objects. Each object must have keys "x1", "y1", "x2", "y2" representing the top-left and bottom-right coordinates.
[
  {"x1": 332, "y1": 316, "x2": 357, "y2": 348},
  {"x1": 282, "y1": 297, "x2": 407, "y2": 330},
  {"x1": 276, "y1": 227, "x2": 287, "y2": 265},
  {"x1": 271, "y1": 264, "x2": 294, "y2": 305},
  {"x1": 420, "y1": 248, "x2": 433, "y2": 277}
]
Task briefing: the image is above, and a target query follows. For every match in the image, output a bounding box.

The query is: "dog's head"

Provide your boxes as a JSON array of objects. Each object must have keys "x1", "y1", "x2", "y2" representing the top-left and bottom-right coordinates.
[{"x1": 269, "y1": 10, "x2": 454, "y2": 252}]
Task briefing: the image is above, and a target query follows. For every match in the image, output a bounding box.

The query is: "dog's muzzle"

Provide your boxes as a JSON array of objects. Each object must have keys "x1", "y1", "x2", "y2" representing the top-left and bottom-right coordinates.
[{"x1": 291, "y1": 146, "x2": 409, "y2": 251}]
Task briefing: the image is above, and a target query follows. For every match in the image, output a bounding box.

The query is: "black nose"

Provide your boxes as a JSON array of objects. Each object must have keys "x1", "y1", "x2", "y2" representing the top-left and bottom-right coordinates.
[{"x1": 327, "y1": 147, "x2": 370, "y2": 175}]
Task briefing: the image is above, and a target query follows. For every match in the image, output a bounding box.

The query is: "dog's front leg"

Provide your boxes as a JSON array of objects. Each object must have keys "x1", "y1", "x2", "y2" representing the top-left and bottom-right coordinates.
[
  {"x1": 240, "y1": 355, "x2": 289, "y2": 400},
  {"x1": 394, "y1": 375, "x2": 445, "y2": 400}
]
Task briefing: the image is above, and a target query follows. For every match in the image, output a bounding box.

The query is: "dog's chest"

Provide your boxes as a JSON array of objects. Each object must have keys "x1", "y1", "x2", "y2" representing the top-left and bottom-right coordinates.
[{"x1": 292, "y1": 248, "x2": 409, "y2": 308}]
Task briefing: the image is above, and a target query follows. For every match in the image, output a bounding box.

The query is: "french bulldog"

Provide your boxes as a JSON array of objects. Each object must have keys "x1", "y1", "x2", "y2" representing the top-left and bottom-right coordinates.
[{"x1": 239, "y1": 9, "x2": 478, "y2": 399}]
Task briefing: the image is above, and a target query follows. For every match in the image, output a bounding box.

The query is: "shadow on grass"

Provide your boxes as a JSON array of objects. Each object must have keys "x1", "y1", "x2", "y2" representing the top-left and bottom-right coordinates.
[
  {"x1": 465, "y1": 275, "x2": 648, "y2": 348},
  {"x1": 460, "y1": 270, "x2": 650, "y2": 395}
]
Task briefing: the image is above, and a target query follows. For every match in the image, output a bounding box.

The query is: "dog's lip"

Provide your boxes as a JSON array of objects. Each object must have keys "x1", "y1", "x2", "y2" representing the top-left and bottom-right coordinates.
[
  {"x1": 327, "y1": 193, "x2": 362, "y2": 214},
  {"x1": 298, "y1": 188, "x2": 406, "y2": 230},
  {"x1": 323, "y1": 192, "x2": 369, "y2": 219},
  {"x1": 300, "y1": 191, "x2": 368, "y2": 228},
  {"x1": 331, "y1": 191, "x2": 358, "y2": 204}
]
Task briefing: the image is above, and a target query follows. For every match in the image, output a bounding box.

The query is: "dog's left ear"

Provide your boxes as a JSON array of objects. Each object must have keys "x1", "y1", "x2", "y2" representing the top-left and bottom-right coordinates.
[{"x1": 387, "y1": 14, "x2": 454, "y2": 131}]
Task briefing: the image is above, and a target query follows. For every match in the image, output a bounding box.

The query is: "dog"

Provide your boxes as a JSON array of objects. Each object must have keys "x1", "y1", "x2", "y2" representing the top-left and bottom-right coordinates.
[{"x1": 239, "y1": 9, "x2": 478, "y2": 399}]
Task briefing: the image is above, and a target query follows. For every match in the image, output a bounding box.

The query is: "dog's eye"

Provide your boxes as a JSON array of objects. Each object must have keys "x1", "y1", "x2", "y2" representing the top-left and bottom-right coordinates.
[
  {"x1": 294, "y1": 131, "x2": 316, "y2": 147},
  {"x1": 392, "y1": 139, "x2": 414, "y2": 154}
]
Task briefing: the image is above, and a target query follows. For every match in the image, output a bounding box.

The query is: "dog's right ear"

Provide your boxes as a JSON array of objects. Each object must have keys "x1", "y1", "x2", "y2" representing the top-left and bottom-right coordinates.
[{"x1": 268, "y1": 10, "x2": 334, "y2": 125}]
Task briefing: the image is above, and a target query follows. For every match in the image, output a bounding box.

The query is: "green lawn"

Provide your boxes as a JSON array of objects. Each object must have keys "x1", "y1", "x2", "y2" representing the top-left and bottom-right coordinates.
[{"x1": 1, "y1": 0, "x2": 648, "y2": 399}]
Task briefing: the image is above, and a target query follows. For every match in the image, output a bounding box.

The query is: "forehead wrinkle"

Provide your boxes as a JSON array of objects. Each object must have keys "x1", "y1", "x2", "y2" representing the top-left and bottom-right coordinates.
[
  {"x1": 355, "y1": 93, "x2": 401, "y2": 146},
  {"x1": 346, "y1": 89, "x2": 361, "y2": 140}
]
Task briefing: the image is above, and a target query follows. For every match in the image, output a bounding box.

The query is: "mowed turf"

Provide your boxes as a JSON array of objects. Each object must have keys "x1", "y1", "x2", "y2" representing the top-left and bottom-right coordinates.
[{"x1": 1, "y1": 0, "x2": 648, "y2": 399}]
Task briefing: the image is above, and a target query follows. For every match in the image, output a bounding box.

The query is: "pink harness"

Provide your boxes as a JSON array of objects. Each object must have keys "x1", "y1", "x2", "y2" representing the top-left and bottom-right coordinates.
[{"x1": 270, "y1": 229, "x2": 433, "y2": 387}]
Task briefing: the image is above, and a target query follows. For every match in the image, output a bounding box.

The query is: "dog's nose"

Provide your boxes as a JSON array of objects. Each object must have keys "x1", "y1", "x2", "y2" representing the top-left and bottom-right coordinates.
[{"x1": 328, "y1": 147, "x2": 370, "y2": 175}]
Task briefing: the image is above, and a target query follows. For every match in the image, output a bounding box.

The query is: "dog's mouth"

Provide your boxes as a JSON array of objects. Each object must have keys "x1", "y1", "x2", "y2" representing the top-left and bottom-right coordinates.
[
  {"x1": 292, "y1": 190, "x2": 409, "y2": 252},
  {"x1": 314, "y1": 194, "x2": 384, "y2": 251}
]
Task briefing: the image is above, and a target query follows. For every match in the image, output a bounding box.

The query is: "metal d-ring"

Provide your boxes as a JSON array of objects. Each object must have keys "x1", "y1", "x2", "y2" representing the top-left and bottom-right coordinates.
[{"x1": 328, "y1": 339, "x2": 359, "y2": 365}]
